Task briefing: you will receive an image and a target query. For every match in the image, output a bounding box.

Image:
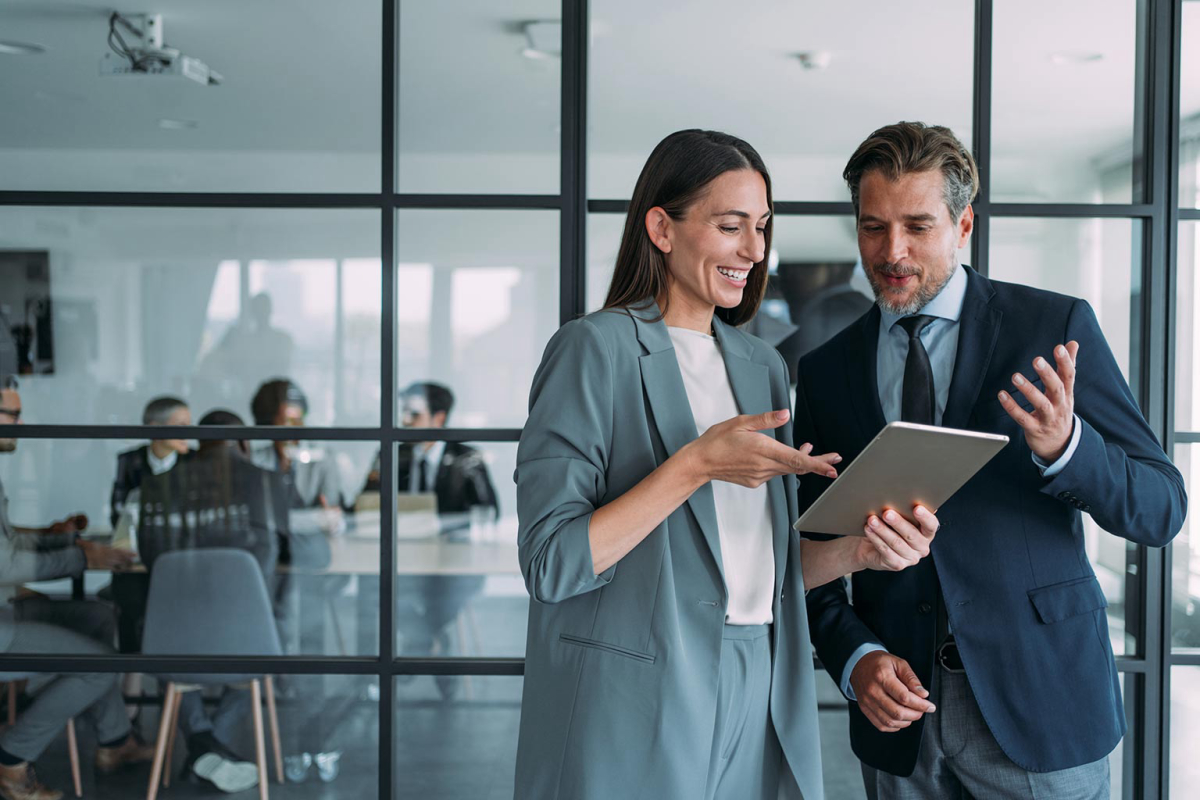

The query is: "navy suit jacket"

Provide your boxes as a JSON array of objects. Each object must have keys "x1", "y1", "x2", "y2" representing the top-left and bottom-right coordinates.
[{"x1": 797, "y1": 267, "x2": 1186, "y2": 776}]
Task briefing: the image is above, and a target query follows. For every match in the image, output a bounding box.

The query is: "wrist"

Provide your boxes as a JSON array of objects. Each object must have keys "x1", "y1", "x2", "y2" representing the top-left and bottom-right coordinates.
[
  {"x1": 843, "y1": 536, "x2": 869, "y2": 574},
  {"x1": 673, "y1": 440, "x2": 711, "y2": 489}
]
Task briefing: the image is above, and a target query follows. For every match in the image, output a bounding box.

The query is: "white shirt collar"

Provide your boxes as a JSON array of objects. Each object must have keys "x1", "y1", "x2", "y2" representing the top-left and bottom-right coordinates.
[
  {"x1": 147, "y1": 447, "x2": 178, "y2": 475},
  {"x1": 880, "y1": 264, "x2": 968, "y2": 332},
  {"x1": 421, "y1": 440, "x2": 447, "y2": 471}
]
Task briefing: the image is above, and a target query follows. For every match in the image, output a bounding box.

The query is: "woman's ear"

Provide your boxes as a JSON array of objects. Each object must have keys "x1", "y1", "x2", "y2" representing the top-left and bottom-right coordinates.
[{"x1": 645, "y1": 207, "x2": 673, "y2": 254}]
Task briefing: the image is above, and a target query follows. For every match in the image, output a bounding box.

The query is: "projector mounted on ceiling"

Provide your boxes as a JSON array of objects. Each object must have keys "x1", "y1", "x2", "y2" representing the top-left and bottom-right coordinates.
[{"x1": 99, "y1": 12, "x2": 222, "y2": 86}]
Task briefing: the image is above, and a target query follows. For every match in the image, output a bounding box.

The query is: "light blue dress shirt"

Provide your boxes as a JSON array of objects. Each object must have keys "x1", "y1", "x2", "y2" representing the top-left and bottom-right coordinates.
[{"x1": 839, "y1": 265, "x2": 1083, "y2": 700}]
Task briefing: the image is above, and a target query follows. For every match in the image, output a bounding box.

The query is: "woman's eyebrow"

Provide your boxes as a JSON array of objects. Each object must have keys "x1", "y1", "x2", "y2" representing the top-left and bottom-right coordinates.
[{"x1": 711, "y1": 209, "x2": 771, "y2": 220}]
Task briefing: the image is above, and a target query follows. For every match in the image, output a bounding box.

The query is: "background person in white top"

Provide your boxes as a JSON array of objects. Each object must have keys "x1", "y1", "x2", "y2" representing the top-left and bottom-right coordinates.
[{"x1": 513, "y1": 129, "x2": 942, "y2": 800}]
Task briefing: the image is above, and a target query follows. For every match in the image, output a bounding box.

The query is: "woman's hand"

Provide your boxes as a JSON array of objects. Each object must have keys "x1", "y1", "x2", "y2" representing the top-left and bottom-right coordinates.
[
  {"x1": 683, "y1": 409, "x2": 840, "y2": 488},
  {"x1": 853, "y1": 505, "x2": 939, "y2": 571}
]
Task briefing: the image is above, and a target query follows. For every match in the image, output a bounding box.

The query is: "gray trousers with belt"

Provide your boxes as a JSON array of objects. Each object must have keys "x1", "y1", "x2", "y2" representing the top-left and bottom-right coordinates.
[
  {"x1": 0, "y1": 598, "x2": 131, "y2": 763},
  {"x1": 862, "y1": 664, "x2": 1110, "y2": 800}
]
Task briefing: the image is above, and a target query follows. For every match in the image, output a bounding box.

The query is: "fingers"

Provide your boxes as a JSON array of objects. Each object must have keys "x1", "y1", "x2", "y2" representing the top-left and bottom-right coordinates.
[
  {"x1": 893, "y1": 661, "x2": 935, "y2": 709},
  {"x1": 1054, "y1": 343, "x2": 1077, "y2": 398},
  {"x1": 864, "y1": 510, "x2": 930, "y2": 568},
  {"x1": 744, "y1": 409, "x2": 790, "y2": 431},
  {"x1": 996, "y1": 389, "x2": 1036, "y2": 429},
  {"x1": 861, "y1": 663, "x2": 935, "y2": 731},
  {"x1": 911, "y1": 505, "x2": 940, "y2": 540},
  {"x1": 758, "y1": 437, "x2": 840, "y2": 478},
  {"x1": 1011, "y1": 371, "x2": 1054, "y2": 417},
  {"x1": 1031, "y1": 355, "x2": 1066, "y2": 406}
]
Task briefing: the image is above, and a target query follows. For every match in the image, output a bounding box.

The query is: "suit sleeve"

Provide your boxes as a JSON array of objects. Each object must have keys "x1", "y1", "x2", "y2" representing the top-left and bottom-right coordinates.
[
  {"x1": 795, "y1": 362, "x2": 886, "y2": 692},
  {"x1": 1040, "y1": 299, "x2": 1187, "y2": 547},
  {"x1": 516, "y1": 318, "x2": 616, "y2": 604},
  {"x1": 110, "y1": 454, "x2": 130, "y2": 528}
]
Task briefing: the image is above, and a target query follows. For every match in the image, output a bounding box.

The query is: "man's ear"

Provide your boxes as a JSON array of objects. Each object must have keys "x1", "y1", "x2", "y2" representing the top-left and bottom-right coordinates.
[
  {"x1": 432, "y1": 411, "x2": 448, "y2": 428},
  {"x1": 645, "y1": 207, "x2": 673, "y2": 254},
  {"x1": 956, "y1": 204, "x2": 974, "y2": 249}
]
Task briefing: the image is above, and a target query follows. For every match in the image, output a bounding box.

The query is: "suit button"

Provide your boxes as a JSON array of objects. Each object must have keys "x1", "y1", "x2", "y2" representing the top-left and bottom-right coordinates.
[
  {"x1": 918, "y1": 603, "x2": 932, "y2": 614},
  {"x1": 1057, "y1": 492, "x2": 1070, "y2": 500},
  {"x1": 1082, "y1": 505, "x2": 1091, "y2": 513}
]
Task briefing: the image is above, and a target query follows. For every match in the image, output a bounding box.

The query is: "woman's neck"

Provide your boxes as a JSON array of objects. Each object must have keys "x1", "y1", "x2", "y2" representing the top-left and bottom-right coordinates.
[{"x1": 660, "y1": 292, "x2": 715, "y2": 335}]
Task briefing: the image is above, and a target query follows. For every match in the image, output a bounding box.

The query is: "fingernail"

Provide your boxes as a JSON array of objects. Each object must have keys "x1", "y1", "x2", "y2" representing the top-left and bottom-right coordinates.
[
  {"x1": 1012, "y1": 374, "x2": 1025, "y2": 386},
  {"x1": 832, "y1": 455, "x2": 843, "y2": 463},
  {"x1": 776, "y1": 410, "x2": 789, "y2": 421},
  {"x1": 998, "y1": 390, "x2": 1008, "y2": 401},
  {"x1": 1056, "y1": 346, "x2": 1066, "y2": 356},
  {"x1": 885, "y1": 511, "x2": 898, "y2": 522},
  {"x1": 1035, "y1": 357, "x2": 1047, "y2": 369},
  {"x1": 868, "y1": 517, "x2": 879, "y2": 528}
]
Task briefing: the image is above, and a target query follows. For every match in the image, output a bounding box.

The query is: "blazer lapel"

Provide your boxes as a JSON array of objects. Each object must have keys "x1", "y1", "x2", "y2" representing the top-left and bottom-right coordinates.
[
  {"x1": 632, "y1": 303, "x2": 725, "y2": 583},
  {"x1": 845, "y1": 306, "x2": 888, "y2": 440},
  {"x1": 942, "y1": 268, "x2": 1003, "y2": 430}
]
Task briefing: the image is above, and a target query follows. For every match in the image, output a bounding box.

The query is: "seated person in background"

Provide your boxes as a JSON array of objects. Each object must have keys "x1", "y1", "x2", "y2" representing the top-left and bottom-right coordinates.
[
  {"x1": 366, "y1": 382, "x2": 498, "y2": 698},
  {"x1": 248, "y1": 379, "x2": 343, "y2": 513},
  {"x1": 110, "y1": 396, "x2": 192, "y2": 527},
  {"x1": 136, "y1": 409, "x2": 282, "y2": 794},
  {"x1": 0, "y1": 376, "x2": 153, "y2": 800}
]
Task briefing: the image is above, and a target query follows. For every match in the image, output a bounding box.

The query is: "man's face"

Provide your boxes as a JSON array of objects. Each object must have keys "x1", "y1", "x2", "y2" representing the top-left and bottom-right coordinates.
[
  {"x1": 273, "y1": 402, "x2": 305, "y2": 449},
  {"x1": 856, "y1": 169, "x2": 973, "y2": 315},
  {"x1": 400, "y1": 394, "x2": 446, "y2": 430},
  {"x1": 0, "y1": 389, "x2": 21, "y2": 453},
  {"x1": 151, "y1": 405, "x2": 192, "y2": 455}
]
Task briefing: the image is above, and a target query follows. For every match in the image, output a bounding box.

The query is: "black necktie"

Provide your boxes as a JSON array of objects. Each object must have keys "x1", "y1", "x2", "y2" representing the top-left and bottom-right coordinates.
[
  {"x1": 897, "y1": 315, "x2": 938, "y2": 425},
  {"x1": 417, "y1": 457, "x2": 429, "y2": 493}
]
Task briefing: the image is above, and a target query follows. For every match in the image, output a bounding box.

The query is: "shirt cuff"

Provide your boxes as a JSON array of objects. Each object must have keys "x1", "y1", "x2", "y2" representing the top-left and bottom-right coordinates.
[
  {"x1": 1032, "y1": 414, "x2": 1082, "y2": 478},
  {"x1": 840, "y1": 642, "x2": 889, "y2": 701}
]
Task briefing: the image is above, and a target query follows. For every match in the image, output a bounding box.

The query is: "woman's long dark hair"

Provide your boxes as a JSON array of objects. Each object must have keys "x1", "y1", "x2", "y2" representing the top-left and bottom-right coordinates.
[{"x1": 602, "y1": 129, "x2": 773, "y2": 327}]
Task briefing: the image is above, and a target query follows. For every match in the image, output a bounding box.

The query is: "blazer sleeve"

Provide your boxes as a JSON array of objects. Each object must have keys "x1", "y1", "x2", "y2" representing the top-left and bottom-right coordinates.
[
  {"x1": 516, "y1": 318, "x2": 616, "y2": 604},
  {"x1": 794, "y1": 364, "x2": 886, "y2": 685},
  {"x1": 1040, "y1": 299, "x2": 1187, "y2": 547}
]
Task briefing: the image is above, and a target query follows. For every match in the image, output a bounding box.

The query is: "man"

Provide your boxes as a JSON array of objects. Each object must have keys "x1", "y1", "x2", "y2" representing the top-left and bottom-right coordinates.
[
  {"x1": 0, "y1": 375, "x2": 154, "y2": 800},
  {"x1": 797, "y1": 122, "x2": 1187, "y2": 799},
  {"x1": 110, "y1": 396, "x2": 192, "y2": 527},
  {"x1": 365, "y1": 382, "x2": 498, "y2": 698}
]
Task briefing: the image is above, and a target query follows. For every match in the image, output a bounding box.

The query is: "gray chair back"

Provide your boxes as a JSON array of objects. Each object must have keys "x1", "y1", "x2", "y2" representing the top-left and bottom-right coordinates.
[{"x1": 142, "y1": 548, "x2": 282, "y2": 683}]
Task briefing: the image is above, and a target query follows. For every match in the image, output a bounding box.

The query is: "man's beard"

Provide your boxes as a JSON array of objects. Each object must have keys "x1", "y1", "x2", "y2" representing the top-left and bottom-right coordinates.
[{"x1": 867, "y1": 260, "x2": 956, "y2": 316}]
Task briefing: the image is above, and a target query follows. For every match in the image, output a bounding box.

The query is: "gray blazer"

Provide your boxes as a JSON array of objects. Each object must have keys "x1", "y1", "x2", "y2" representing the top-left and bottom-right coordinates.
[{"x1": 514, "y1": 303, "x2": 823, "y2": 800}]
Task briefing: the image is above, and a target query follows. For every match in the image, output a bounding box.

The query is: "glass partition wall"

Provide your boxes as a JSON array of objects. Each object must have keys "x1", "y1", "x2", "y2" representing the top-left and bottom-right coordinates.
[{"x1": 0, "y1": 0, "x2": 1196, "y2": 797}]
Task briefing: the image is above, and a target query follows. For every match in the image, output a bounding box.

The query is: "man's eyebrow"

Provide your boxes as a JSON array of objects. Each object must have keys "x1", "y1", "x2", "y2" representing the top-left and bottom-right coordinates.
[
  {"x1": 857, "y1": 213, "x2": 939, "y2": 223},
  {"x1": 712, "y1": 210, "x2": 772, "y2": 220}
]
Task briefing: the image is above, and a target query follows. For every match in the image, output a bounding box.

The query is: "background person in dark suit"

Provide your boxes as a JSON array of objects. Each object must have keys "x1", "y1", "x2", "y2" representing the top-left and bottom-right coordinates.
[
  {"x1": 109, "y1": 396, "x2": 192, "y2": 527},
  {"x1": 797, "y1": 122, "x2": 1187, "y2": 799}
]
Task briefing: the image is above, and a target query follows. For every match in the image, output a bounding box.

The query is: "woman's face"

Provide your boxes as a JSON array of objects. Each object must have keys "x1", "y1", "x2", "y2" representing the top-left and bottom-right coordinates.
[{"x1": 652, "y1": 169, "x2": 769, "y2": 317}]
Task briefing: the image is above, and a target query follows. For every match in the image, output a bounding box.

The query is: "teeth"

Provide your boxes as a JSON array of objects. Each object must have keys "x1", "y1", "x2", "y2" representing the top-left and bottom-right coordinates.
[{"x1": 717, "y1": 267, "x2": 748, "y2": 281}]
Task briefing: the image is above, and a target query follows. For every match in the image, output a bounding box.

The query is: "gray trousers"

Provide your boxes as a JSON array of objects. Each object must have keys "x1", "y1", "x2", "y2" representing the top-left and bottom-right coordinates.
[
  {"x1": 862, "y1": 666, "x2": 1110, "y2": 800},
  {"x1": 0, "y1": 599, "x2": 131, "y2": 763},
  {"x1": 177, "y1": 688, "x2": 251, "y2": 752},
  {"x1": 704, "y1": 624, "x2": 782, "y2": 800}
]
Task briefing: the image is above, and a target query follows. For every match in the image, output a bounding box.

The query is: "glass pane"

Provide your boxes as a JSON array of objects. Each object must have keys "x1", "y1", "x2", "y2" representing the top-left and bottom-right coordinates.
[
  {"x1": 992, "y1": 0, "x2": 1143, "y2": 203},
  {"x1": 0, "y1": 436, "x2": 381, "y2": 657},
  {"x1": 395, "y1": 209, "x2": 558, "y2": 428},
  {"x1": 398, "y1": 1, "x2": 559, "y2": 194},
  {"x1": 1172, "y1": 667, "x2": 1200, "y2": 798},
  {"x1": 1177, "y1": 223, "x2": 1200, "y2": 434},
  {"x1": 1181, "y1": 2, "x2": 1200, "y2": 208},
  {"x1": 0, "y1": 208, "x2": 382, "y2": 427},
  {"x1": 1171, "y1": 443, "x2": 1200, "y2": 649},
  {"x1": 0, "y1": 2, "x2": 381, "y2": 192},
  {"x1": 395, "y1": 676, "x2": 521, "y2": 796},
  {"x1": 387, "y1": 441, "x2": 526, "y2": 663},
  {"x1": 989, "y1": 218, "x2": 1142, "y2": 655},
  {"x1": 588, "y1": 2, "x2": 974, "y2": 201}
]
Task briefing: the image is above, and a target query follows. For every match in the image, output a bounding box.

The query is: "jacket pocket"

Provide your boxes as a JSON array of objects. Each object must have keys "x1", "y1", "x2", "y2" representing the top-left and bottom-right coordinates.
[
  {"x1": 559, "y1": 633, "x2": 656, "y2": 664},
  {"x1": 1028, "y1": 576, "x2": 1108, "y2": 624}
]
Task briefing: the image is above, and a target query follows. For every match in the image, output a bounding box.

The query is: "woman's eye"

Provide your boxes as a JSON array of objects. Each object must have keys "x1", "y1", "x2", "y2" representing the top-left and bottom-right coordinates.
[
  {"x1": 719, "y1": 225, "x2": 739, "y2": 234},
  {"x1": 756, "y1": 228, "x2": 766, "y2": 235}
]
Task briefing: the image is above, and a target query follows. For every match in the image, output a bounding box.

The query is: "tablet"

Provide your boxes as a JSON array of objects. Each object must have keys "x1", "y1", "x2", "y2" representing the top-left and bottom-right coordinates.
[{"x1": 792, "y1": 421, "x2": 1009, "y2": 537}]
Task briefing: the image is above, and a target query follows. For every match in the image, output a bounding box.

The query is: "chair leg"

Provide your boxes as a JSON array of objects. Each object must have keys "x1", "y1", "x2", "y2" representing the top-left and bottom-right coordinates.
[
  {"x1": 250, "y1": 680, "x2": 268, "y2": 800},
  {"x1": 65, "y1": 719, "x2": 82, "y2": 798},
  {"x1": 162, "y1": 688, "x2": 185, "y2": 788},
  {"x1": 263, "y1": 677, "x2": 284, "y2": 784},
  {"x1": 6, "y1": 683, "x2": 15, "y2": 726},
  {"x1": 147, "y1": 683, "x2": 178, "y2": 800}
]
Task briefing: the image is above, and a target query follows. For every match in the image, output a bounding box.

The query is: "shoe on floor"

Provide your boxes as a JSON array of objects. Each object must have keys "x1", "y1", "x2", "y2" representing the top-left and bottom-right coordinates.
[
  {"x1": 0, "y1": 762, "x2": 63, "y2": 800},
  {"x1": 95, "y1": 734, "x2": 156, "y2": 773},
  {"x1": 190, "y1": 752, "x2": 259, "y2": 794}
]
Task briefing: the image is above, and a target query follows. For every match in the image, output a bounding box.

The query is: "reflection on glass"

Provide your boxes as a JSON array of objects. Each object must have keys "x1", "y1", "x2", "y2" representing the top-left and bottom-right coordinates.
[
  {"x1": 398, "y1": 1, "x2": 559, "y2": 193},
  {"x1": 588, "y1": 1, "x2": 973, "y2": 200},
  {"x1": 0, "y1": 434, "x2": 380, "y2": 657},
  {"x1": 990, "y1": 218, "x2": 1142, "y2": 655},
  {"x1": 395, "y1": 210, "x2": 559, "y2": 428},
  {"x1": 1171, "y1": 668, "x2": 1200, "y2": 797},
  {"x1": 992, "y1": 0, "x2": 1142, "y2": 202},
  {"x1": 0, "y1": 2, "x2": 381, "y2": 192},
  {"x1": 395, "y1": 676, "x2": 521, "y2": 796},
  {"x1": 1172, "y1": 444, "x2": 1200, "y2": 649},
  {"x1": 0, "y1": 209, "x2": 382, "y2": 428},
  {"x1": 1181, "y1": 3, "x2": 1200, "y2": 208},
  {"x1": 387, "y1": 437, "x2": 526, "y2": 673},
  {"x1": 1177, "y1": 223, "x2": 1200, "y2": 435}
]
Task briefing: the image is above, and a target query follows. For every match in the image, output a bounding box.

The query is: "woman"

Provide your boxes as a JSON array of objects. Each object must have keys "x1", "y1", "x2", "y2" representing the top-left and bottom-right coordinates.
[{"x1": 514, "y1": 130, "x2": 940, "y2": 800}]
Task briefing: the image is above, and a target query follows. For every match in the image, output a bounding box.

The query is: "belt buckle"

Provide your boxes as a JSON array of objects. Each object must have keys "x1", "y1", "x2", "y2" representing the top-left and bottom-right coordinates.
[{"x1": 937, "y1": 640, "x2": 966, "y2": 674}]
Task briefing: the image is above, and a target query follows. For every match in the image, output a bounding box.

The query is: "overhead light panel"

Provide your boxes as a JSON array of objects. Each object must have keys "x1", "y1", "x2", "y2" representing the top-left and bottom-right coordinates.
[
  {"x1": 0, "y1": 41, "x2": 46, "y2": 55},
  {"x1": 1049, "y1": 51, "x2": 1104, "y2": 65},
  {"x1": 522, "y1": 20, "x2": 561, "y2": 60}
]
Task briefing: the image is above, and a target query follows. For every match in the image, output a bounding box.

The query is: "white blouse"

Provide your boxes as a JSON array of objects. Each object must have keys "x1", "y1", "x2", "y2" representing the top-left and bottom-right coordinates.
[{"x1": 667, "y1": 326, "x2": 775, "y2": 625}]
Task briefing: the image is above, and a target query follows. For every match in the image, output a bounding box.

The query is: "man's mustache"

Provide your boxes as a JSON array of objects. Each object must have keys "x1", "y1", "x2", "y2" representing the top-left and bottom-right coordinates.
[{"x1": 872, "y1": 263, "x2": 921, "y2": 278}]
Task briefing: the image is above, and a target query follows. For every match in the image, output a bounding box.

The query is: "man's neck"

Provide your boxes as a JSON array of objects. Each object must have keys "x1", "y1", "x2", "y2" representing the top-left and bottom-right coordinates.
[{"x1": 149, "y1": 441, "x2": 175, "y2": 460}]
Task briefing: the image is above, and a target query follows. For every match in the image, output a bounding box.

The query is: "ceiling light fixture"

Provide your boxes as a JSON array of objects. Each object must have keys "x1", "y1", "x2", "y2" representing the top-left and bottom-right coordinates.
[
  {"x1": 1049, "y1": 51, "x2": 1104, "y2": 65},
  {"x1": 521, "y1": 20, "x2": 561, "y2": 60},
  {"x1": 158, "y1": 118, "x2": 198, "y2": 130},
  {"x1": 794, "y1": 51, "x2": 832, "y2": 71},
  {"x1": 0, "y1": 41, "x2": 46, "y2": 55}
]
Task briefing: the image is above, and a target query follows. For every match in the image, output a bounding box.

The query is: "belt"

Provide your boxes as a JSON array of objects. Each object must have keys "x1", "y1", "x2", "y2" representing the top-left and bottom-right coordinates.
[{"x1": 936, "y1": 636, "x2": 965, "y2": 673}]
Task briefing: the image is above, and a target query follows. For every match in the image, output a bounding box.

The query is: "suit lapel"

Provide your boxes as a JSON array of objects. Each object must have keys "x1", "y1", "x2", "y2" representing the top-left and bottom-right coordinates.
[
  {"x1": 942, "y1": 268, "x2": 1002, "y2": 429},
  {"x1": 632, "y1": 303, "x2": 726, "y2": 583},
  {"x1": 844, "y1": 306, "x2": 888, "y2": 440}
]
